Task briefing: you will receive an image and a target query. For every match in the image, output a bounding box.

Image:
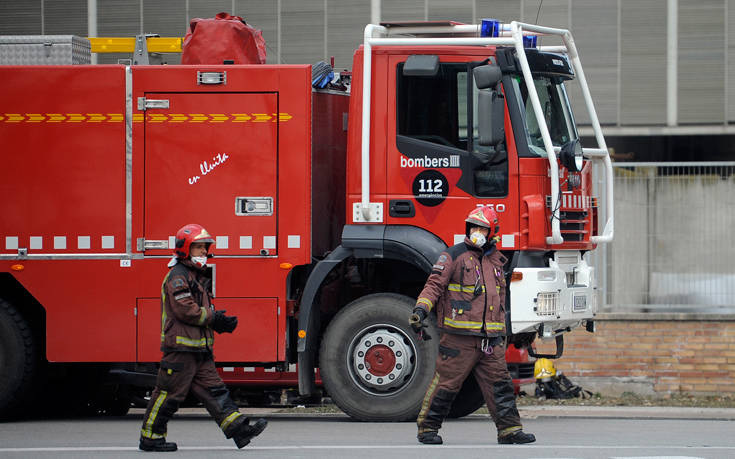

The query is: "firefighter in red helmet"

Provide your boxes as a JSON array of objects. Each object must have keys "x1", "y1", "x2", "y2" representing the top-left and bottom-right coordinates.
[
  {"x1": 409, "y1": 206, "x2": 535, "y2": 445},
  {"x1": 138, "y1": 224, "x2": 267, "y2": 452}
]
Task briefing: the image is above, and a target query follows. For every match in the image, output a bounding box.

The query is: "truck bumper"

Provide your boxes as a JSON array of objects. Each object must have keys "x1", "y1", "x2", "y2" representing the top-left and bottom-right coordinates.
[{"x1": 509, "y1": 252, "x2": 597, "y2": 335}]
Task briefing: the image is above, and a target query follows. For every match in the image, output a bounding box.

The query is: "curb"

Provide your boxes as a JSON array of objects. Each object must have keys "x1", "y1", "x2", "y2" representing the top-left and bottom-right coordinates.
[{"x1": 515, "y1": 405, "x2": 735, "y2": 421}]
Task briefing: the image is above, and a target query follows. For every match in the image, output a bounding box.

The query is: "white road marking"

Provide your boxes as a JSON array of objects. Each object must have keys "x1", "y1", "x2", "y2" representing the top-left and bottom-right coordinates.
[{"x1": 0, "y1": 445, "x2": 727, "y2": 453}]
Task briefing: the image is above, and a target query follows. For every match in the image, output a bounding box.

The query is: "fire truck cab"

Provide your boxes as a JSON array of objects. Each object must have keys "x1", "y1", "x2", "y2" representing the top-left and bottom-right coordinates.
[{"x1": 0, "y1": 20, "x2": 612, "y2": 421}]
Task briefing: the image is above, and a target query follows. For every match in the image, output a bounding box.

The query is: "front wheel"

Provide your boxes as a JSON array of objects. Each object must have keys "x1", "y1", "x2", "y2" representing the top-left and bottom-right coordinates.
[{"x1": 319, "y1": 293, "x2": 438, "y2": 421}]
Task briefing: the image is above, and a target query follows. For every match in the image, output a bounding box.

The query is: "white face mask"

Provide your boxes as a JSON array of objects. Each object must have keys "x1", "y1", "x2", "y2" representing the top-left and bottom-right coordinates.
[
  {"x1": 191, "y1": 256, "x2": 207, "y2": 267},
  {"x1": 469, "y1": 231, "x2": 487, "y2": 248}
]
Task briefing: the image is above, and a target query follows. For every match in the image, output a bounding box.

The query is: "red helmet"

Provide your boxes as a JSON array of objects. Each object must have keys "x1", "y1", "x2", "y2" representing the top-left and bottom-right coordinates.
[
  {"x1": 465, "y1": 206, "x2": 500, "y2": 237},
  {"x1": 174, "y1": 224, "x2": 215, "y2": 259}
]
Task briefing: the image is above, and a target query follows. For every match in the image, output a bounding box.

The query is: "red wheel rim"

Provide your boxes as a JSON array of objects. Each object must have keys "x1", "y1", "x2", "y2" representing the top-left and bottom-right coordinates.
[{"x1": 363, "y1": 344, "x2": 396, "y2": 377}]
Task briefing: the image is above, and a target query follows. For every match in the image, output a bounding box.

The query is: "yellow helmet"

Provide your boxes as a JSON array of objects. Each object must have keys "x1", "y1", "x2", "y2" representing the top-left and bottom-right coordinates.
[{"x1": 534, "y1": 358, "x2": 556, "y2": 381}]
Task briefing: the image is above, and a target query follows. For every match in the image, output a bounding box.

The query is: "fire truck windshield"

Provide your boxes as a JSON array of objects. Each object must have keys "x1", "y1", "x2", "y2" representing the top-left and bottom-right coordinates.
[{"x1": 512, "y1": 74, "x2": 578, "y2": 157}]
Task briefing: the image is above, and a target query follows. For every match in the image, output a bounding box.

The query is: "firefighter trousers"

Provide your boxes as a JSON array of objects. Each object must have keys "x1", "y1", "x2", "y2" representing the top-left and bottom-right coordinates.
[
  {"x1": 140, "y1": 352, "x2": 247, "y2": 441},
  {"x1": 417, "y1": 333, "x2": 523, "y2": 438}
]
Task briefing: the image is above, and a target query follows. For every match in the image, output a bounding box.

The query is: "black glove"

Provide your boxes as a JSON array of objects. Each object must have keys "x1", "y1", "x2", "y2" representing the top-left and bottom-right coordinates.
[
  {"x1": 409, "y1": 307, "x2": 428, "y2": 333},
  {"x1": 212, "y1": 310, "x2": 238, "y2": 334}
]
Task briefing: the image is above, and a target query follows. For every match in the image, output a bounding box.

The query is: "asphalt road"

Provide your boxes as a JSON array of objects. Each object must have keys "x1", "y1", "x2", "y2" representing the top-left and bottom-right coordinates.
[{"x1": 0, "y1": 407, "x2": 733, "y2": 459}]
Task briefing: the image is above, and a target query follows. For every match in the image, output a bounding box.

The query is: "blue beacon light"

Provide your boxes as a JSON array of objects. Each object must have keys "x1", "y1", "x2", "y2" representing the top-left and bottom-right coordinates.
[
  {"x1": 480, "y1": 19, "x2": 500, "y2": 38},
  {"x1": 523, "y1": 35, "x2": 538, "y2": 48}
]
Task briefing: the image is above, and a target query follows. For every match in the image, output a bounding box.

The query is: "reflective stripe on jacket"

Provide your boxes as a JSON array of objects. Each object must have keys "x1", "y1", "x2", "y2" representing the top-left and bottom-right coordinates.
[
  {"x1": 415, "y1": 237, "x2": 507, "y2": 337},
  {"x1": 161, "y1": 260, "x2": 215, "y2": 352}
]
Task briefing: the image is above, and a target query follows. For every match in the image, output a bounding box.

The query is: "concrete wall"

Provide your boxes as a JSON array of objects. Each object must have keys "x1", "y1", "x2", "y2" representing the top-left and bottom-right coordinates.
[{"x1": 605, "y1": 165, "x2": 735, "y2": 308}]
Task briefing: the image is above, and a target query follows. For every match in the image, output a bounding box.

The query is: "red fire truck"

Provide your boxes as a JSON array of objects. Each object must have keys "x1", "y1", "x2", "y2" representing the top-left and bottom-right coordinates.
[{"x1": 0, "y1": 20, "x2": 613, "y2": 421}]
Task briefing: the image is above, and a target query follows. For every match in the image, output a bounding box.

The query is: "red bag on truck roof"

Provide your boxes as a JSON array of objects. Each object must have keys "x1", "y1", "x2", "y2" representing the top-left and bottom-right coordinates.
[{"x1": 181, "y1": 12, "x2": 267, "y2": 65}]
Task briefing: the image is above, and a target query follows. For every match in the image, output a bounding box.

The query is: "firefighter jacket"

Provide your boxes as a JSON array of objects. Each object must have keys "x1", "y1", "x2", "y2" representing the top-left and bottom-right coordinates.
[
  {"x1": 415, "y1": 237, "x2": 507, "y2": 337},
  {"x1": 160, "y1": 259, "x2": 215, "y2": 353}
]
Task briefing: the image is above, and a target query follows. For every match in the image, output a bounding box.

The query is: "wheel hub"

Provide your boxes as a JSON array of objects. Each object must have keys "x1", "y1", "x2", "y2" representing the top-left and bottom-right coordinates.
[
  {"x1": 351, "y1": 327, "x2": 415, "y2": 392},
  {"x1": 363, "y1": 344, "x2": 396, "y2": 377}
]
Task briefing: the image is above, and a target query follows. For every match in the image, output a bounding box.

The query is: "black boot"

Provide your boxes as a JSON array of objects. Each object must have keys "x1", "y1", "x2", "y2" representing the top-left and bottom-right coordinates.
[
  {"x1": 416, "y1": 388, "x2": 456, "y2": 444},
  {"x1": 417, "y1": 431, "x2": 443, "y2": 445},
  {"x1": 139, "y1": 437, "x2": 178, "y2": 452},
  {"x1": 498, "y1": 430, "x2": 536, "y2": 444},
  {"x1": 233, "y1": 418, "x2": 268, "y2": 448}
]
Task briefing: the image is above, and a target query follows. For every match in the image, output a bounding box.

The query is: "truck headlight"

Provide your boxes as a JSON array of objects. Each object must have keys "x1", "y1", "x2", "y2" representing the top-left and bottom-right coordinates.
[{"x1": 535, "y1": 292, "x2": 560, "y2": 316}]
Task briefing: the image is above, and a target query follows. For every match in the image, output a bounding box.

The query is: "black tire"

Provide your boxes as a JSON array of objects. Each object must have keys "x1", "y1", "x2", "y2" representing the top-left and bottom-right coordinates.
[
  {"x1": 0, "y1": 299, "x2": 37, "y2": 420},
  {"x1": 319, "y1": 293, "x2": 438, "y2": 421},
  {"x1": 447, "y1": 372, "x2": 485, "y2": 418}
]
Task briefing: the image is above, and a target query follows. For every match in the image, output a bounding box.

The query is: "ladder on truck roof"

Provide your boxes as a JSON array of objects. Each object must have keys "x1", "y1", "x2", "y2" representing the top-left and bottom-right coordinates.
[
  {"x1": 356, "y1": 21, "x2": 613, "y2": 246},
  {"x1": 88, "y1": 35, "x2": 182, "y2": 65}
]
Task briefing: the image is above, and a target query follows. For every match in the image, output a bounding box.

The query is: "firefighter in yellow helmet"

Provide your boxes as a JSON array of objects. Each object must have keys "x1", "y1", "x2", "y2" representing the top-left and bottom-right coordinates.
[
  {"x1": 409, "y1": 206, "x2": 536, "y2": 445},
  {"x1": 138, "y1": 224, "x2": 267, "y2": 452}
]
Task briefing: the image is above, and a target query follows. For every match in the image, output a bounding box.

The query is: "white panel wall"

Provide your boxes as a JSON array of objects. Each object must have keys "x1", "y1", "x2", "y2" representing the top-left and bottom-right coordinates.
[
  {"x1": 729, "y1": 0, "x2": 735, "y2": 122},
  {"x1": 281, "y1": 0, "x2": 324, "y2": 65},
  {"x1": 428, "y1": 0, "x2": 472, "y2": 23},
  {"x1": 144, "y1": 0, "x2": 187, "y2": 37},
  {"x1": 44, "y1": 0, "x2": 86, "y2": 35},
  {"x1": 678, "y1": 0, "x2": 725, "y2": 124},
  {"x1": 234, "y1": 0, "x2": 279, "y2": 64},
  {"x1": 522, "y1": 0, "x2": 569, "y2": 28},
  {"x1": 567, "y1": 0, "x2": 619, "y2": 126},
  {"x1": 1, "y1": 0, "x2": 734, "y2": 128},
  {"x1": 327, "y1": 0, "x2": 370, "y2": 71},
  {"x1": 382, "y1": 0, "x2": 427, "y2": 22},
  {"x1": 0, "y1": 0, "x2": 42, "y2": 34},
  {"x1": 620, "y1": 0, "x2": 667, "y2": 125},
  {"x1": 475, "y1": 0, "x2": 520, "y2": 24},
  {"x1": 187, "y1": 0, "x2": 233, "y2": 22}
]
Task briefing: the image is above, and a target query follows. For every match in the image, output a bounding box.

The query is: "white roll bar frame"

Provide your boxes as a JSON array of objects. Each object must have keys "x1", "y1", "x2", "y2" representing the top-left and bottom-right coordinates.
[{"x1": 359, "y1": 21, "x2": 613, "y2": 245}]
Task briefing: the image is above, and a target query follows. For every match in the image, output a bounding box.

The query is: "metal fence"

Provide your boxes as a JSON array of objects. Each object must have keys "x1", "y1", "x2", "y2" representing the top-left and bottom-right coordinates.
[{"x1": 595, "y1": 162, "x2": 735, "y2": 312}]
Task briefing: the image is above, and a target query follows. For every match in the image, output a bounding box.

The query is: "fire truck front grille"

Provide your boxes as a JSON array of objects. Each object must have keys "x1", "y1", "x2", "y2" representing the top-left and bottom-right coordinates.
[
  {"x1": 559, "y1": 210, "x2": 588, "y2": 242},
  {"x1": 546, "y1": 195, "x2": 593, "y2": 243},
  {"x1": 508, "y1": 362, "x2": 535, "y2": 380}
]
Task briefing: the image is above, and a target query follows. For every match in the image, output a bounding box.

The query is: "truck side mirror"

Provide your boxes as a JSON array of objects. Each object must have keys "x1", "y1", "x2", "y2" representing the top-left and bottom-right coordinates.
[
  {"x1": 474, "y1": 64, "x2": 505, "y2": 146},
  {"x1": 477, "y1": 88, "x2": 505, "y2": 146},
  {"x1": 402, "y1": 55, "x2": 439, "y2": 76},
  {"x1": 473, "y1": 64, "x2": 502, "y2": 89}
]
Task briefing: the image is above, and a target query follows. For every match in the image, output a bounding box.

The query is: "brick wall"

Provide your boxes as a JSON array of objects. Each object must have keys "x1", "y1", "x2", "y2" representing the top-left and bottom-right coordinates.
[{"x1": 532, "y1": 313, "x2": 735, "y2": 396}]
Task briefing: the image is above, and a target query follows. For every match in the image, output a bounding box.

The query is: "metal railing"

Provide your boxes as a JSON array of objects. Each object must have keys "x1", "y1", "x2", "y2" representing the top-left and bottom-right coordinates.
[{"x1": 598, "y1": 162, "x2": 735, "y2": 312}]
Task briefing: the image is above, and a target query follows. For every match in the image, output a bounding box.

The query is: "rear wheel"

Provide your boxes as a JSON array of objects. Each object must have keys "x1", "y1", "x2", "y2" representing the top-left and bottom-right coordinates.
[
  {"x1": 319, "y1": 293, "x2": 438, "y2": 421},
  {"x1": 447, "y1": 373, "x2": 485, "y2": 418},
  {"x1": 0, "y1": 299, "x2": 37, "y2": 419}
]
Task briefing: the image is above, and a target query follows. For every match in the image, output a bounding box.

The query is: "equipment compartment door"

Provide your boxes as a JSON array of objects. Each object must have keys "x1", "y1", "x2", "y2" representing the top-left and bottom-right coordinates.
[
  {"x1": 137, "y1": 297, "x2": 278, "y2": 362},
  {"x1": 143, "y1": 92, "x2": 278, "y2": 256}
]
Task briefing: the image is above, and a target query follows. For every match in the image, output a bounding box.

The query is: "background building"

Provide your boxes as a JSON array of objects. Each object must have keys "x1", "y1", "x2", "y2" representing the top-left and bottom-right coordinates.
[{"x1": 3, "y1": 0, "x2": 735, "y2": 159}]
